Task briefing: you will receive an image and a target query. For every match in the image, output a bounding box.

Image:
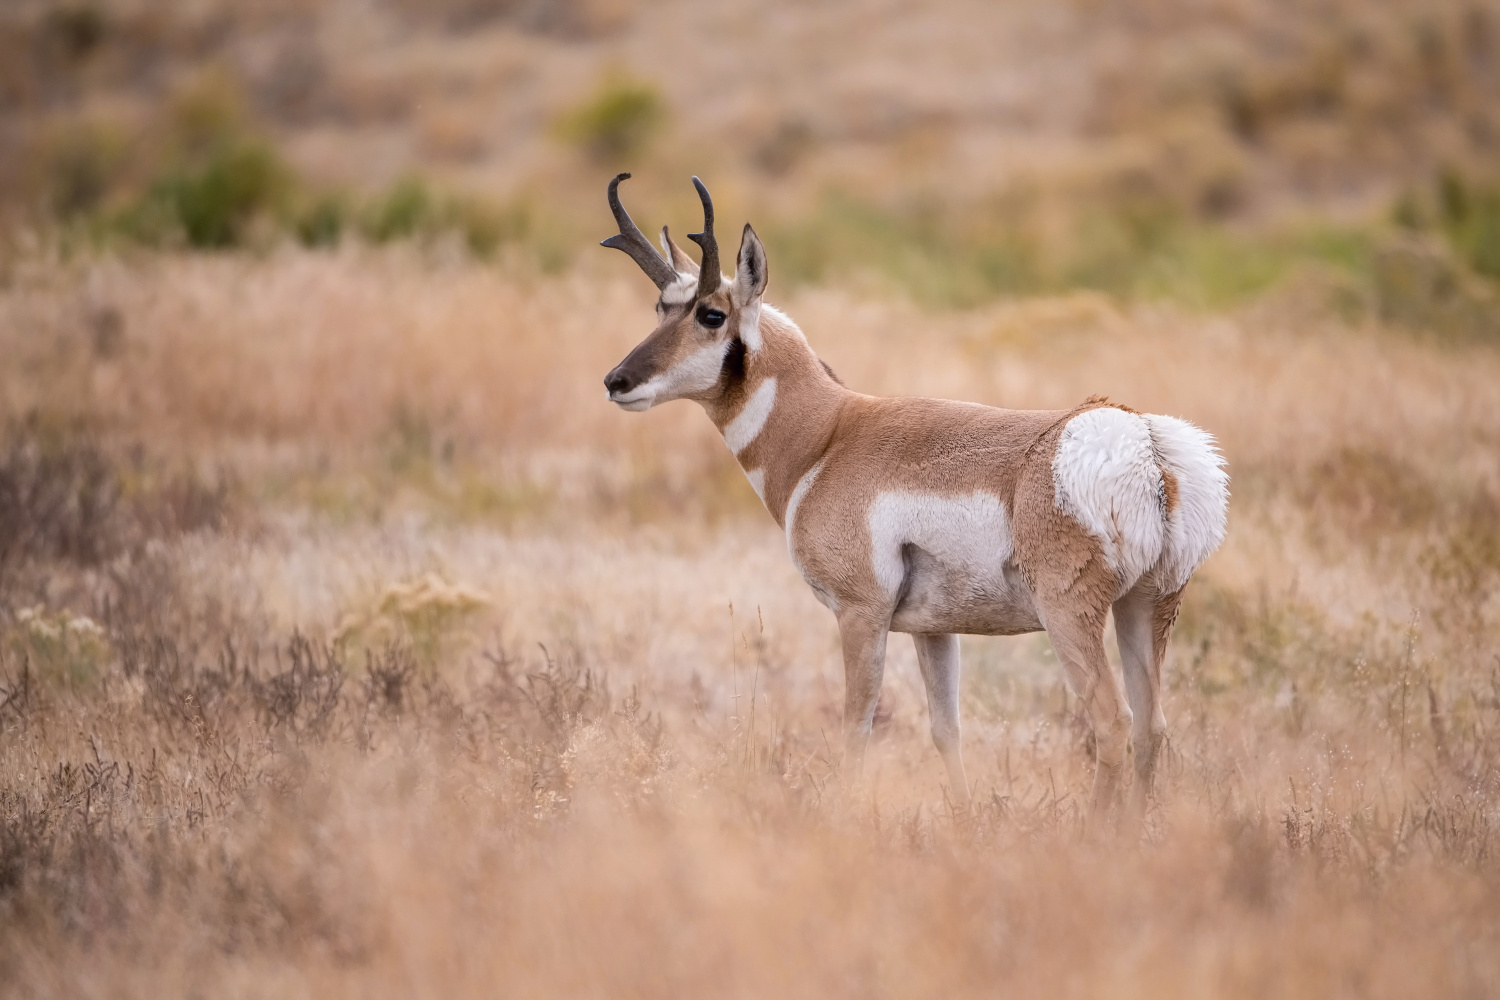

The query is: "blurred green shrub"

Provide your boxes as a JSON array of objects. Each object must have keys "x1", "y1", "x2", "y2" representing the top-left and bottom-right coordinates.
[
  {"x1": 83, "y1": 73, "x2": 294, "y2": 248},
  {"x1": 359, "y1": 178, "x2": 531, "y2": 258},
  {"x1": 153, "y1": 141, "x2": 291, "y2": 248},
  {"x1": 555, "y1": 77, "x2": 666, "y2": 163},
  {"x1": 1437, "y1": 170, "x2": 1500, "y2": 282},
  {"x1": 448, "y1": 195, "x2": 531, "y2": 258},
  {"x1": 362, "y1": 176, "x2": 434, "y2": 243},
  {"x1": 295, "y1": 193, "x2": 349, "y2": 248}
]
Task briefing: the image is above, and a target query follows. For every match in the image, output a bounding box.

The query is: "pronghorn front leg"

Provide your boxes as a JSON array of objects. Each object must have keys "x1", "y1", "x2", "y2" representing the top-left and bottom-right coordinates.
[
  {"x1": 836, "y1": 608, "x2": 890, "y2": 773},
  {"x1": 912, "y1": 633, "x2": 971, "y2": 810}
]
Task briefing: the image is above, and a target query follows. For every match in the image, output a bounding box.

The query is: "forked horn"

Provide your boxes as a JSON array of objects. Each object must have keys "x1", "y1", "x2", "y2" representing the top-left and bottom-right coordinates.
[
  {"x1": 600, "y1": 173, "x2": 677, "y2": 290},
  {"x1": 687, "y1": 176, "x2": 720, "y2": 301}
]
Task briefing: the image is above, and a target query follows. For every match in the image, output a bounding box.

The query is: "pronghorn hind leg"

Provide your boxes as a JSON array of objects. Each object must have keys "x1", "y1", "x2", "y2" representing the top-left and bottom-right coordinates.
[
  {"x1": 1113, "y1": 582, "x2": 1183, "y2": 829},
  {"x1": 1041, "y1": 604, "x2": 1133, "y2": 829},
  {"x1": 1011, "y1": 439, "x2": 1134, "y2": 829},
  {"x1": 912, "y1": 633, "x2": 970, "y2": 810},
  {"x1": 836, "y1": 609, "x2": 890, "y2": 777}
]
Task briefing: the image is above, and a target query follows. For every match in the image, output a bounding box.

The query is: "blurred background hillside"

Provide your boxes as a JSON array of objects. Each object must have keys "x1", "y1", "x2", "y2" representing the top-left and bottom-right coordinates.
[{"x1": 2, "y1": 0, "x2": 1500, "y2": 314}]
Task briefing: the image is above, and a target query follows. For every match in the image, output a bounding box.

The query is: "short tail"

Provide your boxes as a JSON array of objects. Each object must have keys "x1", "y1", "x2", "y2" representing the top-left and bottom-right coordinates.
[{"x1": 1145, "y1": 413, "x2": 1229, "y2": 592}]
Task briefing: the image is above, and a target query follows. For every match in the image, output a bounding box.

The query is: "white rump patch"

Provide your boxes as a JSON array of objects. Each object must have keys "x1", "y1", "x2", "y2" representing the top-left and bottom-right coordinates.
[
  {"x1": 723, "y1": 378, "x2": 776, "y2": 454},
  {"x1": 1053, "y1": 407, "x2": 1166, "y2": 593},
  {"x1": 1146, "y1": 414, "x2": 1229, "y2": 591},
  {"x1": 744, "y1": 468, "x2": 766, "y2": 502},
  {"x1": 867, "y1": 492, "x2": 1013, "y2": 597}
]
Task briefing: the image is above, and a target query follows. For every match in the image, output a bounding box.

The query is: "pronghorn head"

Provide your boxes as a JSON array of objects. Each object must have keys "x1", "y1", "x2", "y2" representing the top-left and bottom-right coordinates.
[{"x1": 601, "y1": 174, "x2": 768, "y2": 412}]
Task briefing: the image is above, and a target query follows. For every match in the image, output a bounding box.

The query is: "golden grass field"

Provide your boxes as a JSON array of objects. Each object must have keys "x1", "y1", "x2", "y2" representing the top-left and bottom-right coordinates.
[
  {"x1": 2, "y1": 0, "x2": 1500, "y2": 997},
  {"x1": 1, "y1": 249, "x2": 1497, "y2": 998}
]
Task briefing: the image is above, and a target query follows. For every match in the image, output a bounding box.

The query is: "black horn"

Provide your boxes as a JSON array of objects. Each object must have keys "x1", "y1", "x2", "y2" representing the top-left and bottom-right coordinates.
[
  {"x1": 600, "y1": 173, "x2": 677, "y2": 289},
  {"x1": 687, "y1": 176, "x2": 720, "y2": 301}
]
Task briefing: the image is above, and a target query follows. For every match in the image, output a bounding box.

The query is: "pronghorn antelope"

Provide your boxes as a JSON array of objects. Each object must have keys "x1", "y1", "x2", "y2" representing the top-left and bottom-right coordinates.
[{"x1": 600, "y1": 174, "x2": 1228, "y2": 824}]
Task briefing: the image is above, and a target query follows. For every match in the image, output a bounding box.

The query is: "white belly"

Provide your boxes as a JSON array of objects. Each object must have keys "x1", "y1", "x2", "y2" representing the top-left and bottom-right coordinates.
[{"x1": 869, "y1": 491, "x2": 1043, "y2": 636}]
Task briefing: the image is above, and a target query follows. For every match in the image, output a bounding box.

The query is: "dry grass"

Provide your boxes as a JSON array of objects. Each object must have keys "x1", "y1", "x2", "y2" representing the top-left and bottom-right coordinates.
[{"x1": 0, "y1": 246, "x2": 1497, "y2": 997}]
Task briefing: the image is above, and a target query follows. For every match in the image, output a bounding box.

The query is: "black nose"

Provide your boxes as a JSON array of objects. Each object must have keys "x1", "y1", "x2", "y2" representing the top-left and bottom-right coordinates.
[{"x1": 604, "y1": 370, "x2": 635, "y2": 396}]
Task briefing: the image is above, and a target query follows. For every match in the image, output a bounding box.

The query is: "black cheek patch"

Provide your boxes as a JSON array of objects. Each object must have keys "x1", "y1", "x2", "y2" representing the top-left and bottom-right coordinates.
[{"x1": 720, "y1": 336, "x2": 747, "y2": 388}]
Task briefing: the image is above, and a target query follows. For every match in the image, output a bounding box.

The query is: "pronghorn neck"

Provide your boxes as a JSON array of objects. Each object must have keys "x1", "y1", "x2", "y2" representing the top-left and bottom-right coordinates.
[{"x1": 704, "y1": 306, "x2": 848, "y2": 527}]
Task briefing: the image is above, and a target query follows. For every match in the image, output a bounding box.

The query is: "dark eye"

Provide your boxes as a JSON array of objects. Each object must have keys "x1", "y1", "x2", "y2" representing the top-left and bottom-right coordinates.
[{"x1": 696, "y1": 306, "x2": 726, "y2": 329}]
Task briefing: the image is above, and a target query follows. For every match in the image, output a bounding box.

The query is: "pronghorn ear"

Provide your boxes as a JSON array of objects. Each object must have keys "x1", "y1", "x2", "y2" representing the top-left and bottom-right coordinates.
[
  {"x1": 659, "y1": 225, "x2": 699, "y2": 277},
  {"x1": 732, "y1": 224, "x2": 768, "y2": 307}
]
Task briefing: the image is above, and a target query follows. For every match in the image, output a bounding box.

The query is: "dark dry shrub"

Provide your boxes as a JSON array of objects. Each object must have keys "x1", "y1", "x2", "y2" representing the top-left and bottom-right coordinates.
[
  {"x1": 129, "y1": 465, "x2": 238, "y2": 537},
  {"x1": 471, "y1": 642, "x2": 663, "y2": 800},
  {"x1": 0, "y1": 752, "x2": 157, "y2": 944},
  {"x1": 117, "y1": 628, "x2": 241, "y2": 737},
  {"x1": 0, "y1": 656, "x2": 33, "y2": 723},
  {"x1": 0, "y1": 422, "x2": 239, "y2": 599},
  {"x1": 362, "y1": 642, "x2": 418, "y2": 719},
  {"x1": 0, "y1": 735, "x2": 370, "y2": 963},
  {"x1": 0, "y1": 794, "x2": 50, "y2": 901},
  {"x1": 0, "y1": 618, "x2": 649, "y2": 962},
  {"x1": 249, "y1": 633, "x2": 346, "y2": 742},
  {"x1": 353, "y1": 644, "x2": 470, "y2": 752},
  {"x1": 0, "y1": 421, "x2": 122, "y2": 582},
  {"x1": 479, "y1": 643, "x2": 611, "y2": 751}
]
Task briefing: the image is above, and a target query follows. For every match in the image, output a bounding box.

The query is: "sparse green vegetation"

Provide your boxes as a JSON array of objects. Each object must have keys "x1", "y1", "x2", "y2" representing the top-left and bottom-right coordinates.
[
  {"x1": 361, "y1": 175, "x2": 434, "y2": 243},
  {"x1": 1437, "y1": 170, "x2": 1500, "y2": 282},
  {"x1": 141, "y1": 139, "x2": 291, "y2": 248},
  {"x1": 763, "y1": 190, "x2": 1383, "y2": 310},
  {"x1": 295, "y1": 191, "x2": 350, "y2": 248},
  {"x1": 555, "y1": 76, "x2": 667, "y2": 164}
]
